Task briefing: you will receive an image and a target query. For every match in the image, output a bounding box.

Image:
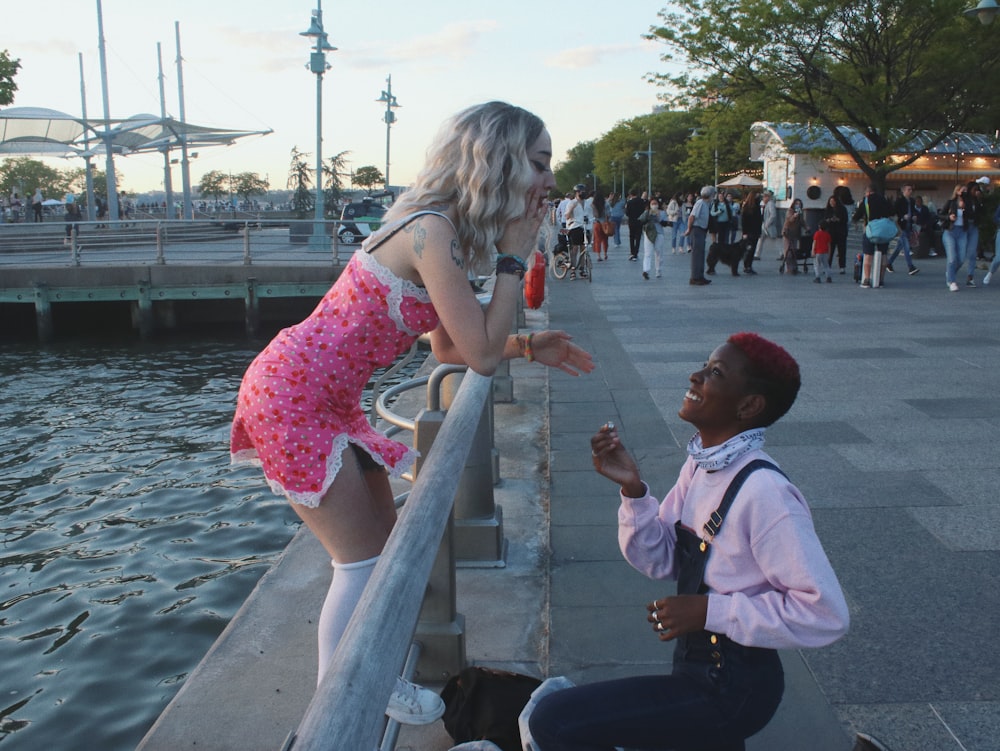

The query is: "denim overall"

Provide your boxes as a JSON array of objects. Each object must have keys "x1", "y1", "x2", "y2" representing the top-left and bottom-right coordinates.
[{"x1": 668, "y1": 460, "x2": 787, "y2": 751}]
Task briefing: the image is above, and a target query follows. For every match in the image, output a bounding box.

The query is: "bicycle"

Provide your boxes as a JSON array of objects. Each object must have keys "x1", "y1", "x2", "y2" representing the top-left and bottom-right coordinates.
[{"x1": 550, "y1": 231, "x2": 593, "y2": 283}]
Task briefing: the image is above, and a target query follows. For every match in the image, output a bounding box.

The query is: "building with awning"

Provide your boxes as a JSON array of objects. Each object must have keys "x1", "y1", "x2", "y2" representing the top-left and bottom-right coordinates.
[{"x1": 750, "y1": 121, "x2": 1000, "y2": 209}]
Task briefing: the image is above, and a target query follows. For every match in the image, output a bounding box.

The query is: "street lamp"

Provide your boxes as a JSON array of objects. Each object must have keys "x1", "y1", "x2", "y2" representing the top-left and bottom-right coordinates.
[
  {"x1": 965, "y1": 0, "x2": 999, "y2": 24},
  {"x1": 301, "y1": 1, "x2": 337, "y2": 251},
  {"x1": 375, "y1": 75, "x2": 400, "y2": 193},
  {"x1": 585, "y1": 172, "x2": 597, "y2": 193},
  {"x1": 634, "y1": 140, "x2": 654, "y2": 198}
]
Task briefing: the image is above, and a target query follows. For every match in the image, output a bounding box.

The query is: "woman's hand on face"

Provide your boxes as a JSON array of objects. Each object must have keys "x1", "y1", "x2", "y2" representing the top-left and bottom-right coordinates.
[
  {"x1": 530, "y1": 330, "x2": 594, "y2": 376},
  {"x1": 497, "y1": 187, "x2": 548, "y2": 262},
  {"x1": 590, "y1": 423, "x2": 641, "y2": 492}
]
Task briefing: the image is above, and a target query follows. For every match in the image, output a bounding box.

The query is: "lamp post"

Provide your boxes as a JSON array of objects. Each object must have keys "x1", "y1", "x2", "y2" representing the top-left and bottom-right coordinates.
[
  {"x1": 300, "y1": 1, "x2": 337, "y2": 251},
  {"x1": 375, "y1": 75, "x2": 400, "y2": 193},
  {"x1": 965, "y1": 0, "x2": 999, "y2": 23},
  {"x1": 634, "y1": 140, "x2": 654, "y2": 198}
]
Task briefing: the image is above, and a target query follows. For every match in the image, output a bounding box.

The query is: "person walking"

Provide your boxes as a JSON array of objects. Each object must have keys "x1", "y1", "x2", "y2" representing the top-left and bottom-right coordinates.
[
  {"x1": 755, "y1": 190, "x2": 780, "y2": 264},
  {"x1": 31, "y1": 188, "x2": 44, "y2": 222},
  {"x1": 886, "y1": 184, "x2": 920, "y2": 276},
  {"x1": 684, "y1": 186, "x2": 714, "y2": 286},
  {"x1": 609, "y1": 192, "x2": 626, "y2": 248},
  {"x1": 740, "y1": 191, "x2": 762, "y2": 275},
  {"x1": 625, "y1": 189, "x2": 647, "y2": 262},
  {"x1": 823, "y1": 194, "x2": 849, "y2": 274},
  {"x1": 590, "y1": 190, "x2": 610, "y2": 262},
  {"x1": 852, "y1": 186, "x2": 893, "y2": 288},
  {"x1": 640, "y1": 196, "x2": 667, "y2": 280},
  {"x1": 812, "y1": 220, "x2": 833, "y2": 283},
  {"x1": 940, "y1": 184, "x2": 969, "y2": 292},
  {"x1": 229, "y1": 101, "x2": 594, "y2": 726},
  {"x1": 781, "y1": 198, "x2": 805, "y2": 275}
]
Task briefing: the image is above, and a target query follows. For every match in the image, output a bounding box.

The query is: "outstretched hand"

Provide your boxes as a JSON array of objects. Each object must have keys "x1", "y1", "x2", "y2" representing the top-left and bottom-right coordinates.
[{"x1": 530, "y1": 330, "x2": 594, "y2": 376}]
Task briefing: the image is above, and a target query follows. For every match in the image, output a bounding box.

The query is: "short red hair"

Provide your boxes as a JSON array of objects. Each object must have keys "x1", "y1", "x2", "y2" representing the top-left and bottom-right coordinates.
[{"x1": 727, "y1": 332, "x2": 800, "y2": 425}]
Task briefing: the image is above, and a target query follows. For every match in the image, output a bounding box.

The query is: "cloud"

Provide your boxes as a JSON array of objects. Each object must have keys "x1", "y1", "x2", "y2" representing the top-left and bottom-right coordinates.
[
  {"x1": 341, "y1": 20, "x2": 499, "y2": 70},
  {"x1": 546, "y1": 39, "x2": 658, "y2": 70}
]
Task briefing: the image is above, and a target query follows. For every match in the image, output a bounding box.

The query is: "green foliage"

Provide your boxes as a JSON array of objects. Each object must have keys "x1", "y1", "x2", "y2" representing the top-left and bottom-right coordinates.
[
  {"x1": 647, "y1": 0, "x2": 1000, "y2": 191},
  {"x1": 231, "y1": 172, "x2": 269, "y2": 204},
  {"x1": 324, "y1": 150, "x2": 350, "y2": 208},
  {"x1": 592, "y1": 112, "x2": 701, "y2": 196},
  {"x1": 353, "y1": 165, "x2": 384, "y2": 193},
  {"x1": 197, "y1": 170, "x2": 230, "y2": 202},
  {"x1": 287, "y1": 146, "x2": 314, "y2": 218},
  {"x1": 553, "y1": 141, "x2": 596, "y2": 195},
  {"x1": 0, "y1": 157, "x2": 69, "y2": 199},
  {"x1": 0, "y1": 50, "x2": 20, "y2": 106}
]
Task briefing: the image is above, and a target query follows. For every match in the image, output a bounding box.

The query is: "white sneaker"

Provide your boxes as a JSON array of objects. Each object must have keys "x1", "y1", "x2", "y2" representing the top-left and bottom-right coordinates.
[
  {"x1": 984, "y1": 271, "x2": 992, "y2": 286},
  {"x1": 387, "y1": 677, "x2": 445, "y2": 725},
  {"x1": 949, "y1": 282, "x2": 959, "y2": 292}
]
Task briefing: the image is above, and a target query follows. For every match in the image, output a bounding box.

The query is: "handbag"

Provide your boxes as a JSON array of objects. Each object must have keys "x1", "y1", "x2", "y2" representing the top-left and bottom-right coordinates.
[
  {"x1": 601, "y1": 219, "x2": 613, "y2": 235},
  {"x1": 441, "y1": 667, "x2": 542, "y2": 751},
  {"x1": 865, "y1": 217, "x2": 897, "y2": 243}
]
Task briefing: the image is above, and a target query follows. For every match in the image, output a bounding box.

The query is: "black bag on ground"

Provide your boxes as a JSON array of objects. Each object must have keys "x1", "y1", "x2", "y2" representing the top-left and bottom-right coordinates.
[
  {"x1": 440, "y1": 667, "x2": 542, "y2": 751},
  {"x1": 853, "y1": 252, "x2": 863, "y2": 282}
]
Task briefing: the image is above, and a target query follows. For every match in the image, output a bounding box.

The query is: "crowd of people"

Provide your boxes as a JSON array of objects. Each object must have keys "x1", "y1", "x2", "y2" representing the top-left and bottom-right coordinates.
[{"x1": 546, "y1": 178, "x2": 1000, "y2": 293}]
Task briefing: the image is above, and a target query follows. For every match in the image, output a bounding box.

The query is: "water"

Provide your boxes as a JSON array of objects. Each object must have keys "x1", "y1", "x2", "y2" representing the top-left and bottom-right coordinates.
[{"x1": 0, "y1": 336, "x2": 423, "y2": 750}]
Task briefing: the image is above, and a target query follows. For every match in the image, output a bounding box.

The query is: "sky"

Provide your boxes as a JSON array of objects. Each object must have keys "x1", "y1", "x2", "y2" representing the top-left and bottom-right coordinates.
[{"x1": 3, "y1": 0, "x2": 682, "y2": 197}]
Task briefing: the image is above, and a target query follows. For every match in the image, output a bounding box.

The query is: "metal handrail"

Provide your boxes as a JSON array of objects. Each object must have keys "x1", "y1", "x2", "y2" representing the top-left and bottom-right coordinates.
[{"x1": 289, "y1": 370, "x2": 493, "y2": 750}]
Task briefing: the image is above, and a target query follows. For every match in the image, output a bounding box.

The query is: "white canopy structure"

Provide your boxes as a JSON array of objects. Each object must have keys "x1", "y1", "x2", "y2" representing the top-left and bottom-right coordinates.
[{"x1": 0, "y1": 105, "x2": 270, "y2": 158}]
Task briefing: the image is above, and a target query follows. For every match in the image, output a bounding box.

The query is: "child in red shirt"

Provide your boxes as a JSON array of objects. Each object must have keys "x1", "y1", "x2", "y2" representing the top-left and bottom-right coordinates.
[{"x1": 812, "y1": 220, "x2": 833, "y2": 283}]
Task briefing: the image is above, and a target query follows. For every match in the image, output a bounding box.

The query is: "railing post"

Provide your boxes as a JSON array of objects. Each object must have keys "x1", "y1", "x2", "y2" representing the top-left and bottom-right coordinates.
[
  {"x1": 442, "y1": 371, "x2": 505, "y2": 567},
  {"x1": 244, "y1": 277, "x2": 259, "y2": 337},
  {"x1": 70, "y1": 231, "x2": 81, "y2": 266},
  {"x1": 155, "y1": 222, "x2": 165, "y2": 265},
  {"x1": 33, "y1": 283, "x2": 53, "y2": 342},
  {"x1": 331, "y1": 220, "x2": 340, "y2": 266},
  {"x1": 243, "y1": 221, "x2": 252, "y2": 265},
  {"x1": 409, "y1": 366, "x2": 467, "y2": 680}
]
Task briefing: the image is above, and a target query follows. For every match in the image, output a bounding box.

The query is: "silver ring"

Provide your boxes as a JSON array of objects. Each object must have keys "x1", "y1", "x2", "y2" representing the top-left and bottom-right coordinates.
[
  {"x1": 656, "y1": 622, "x2": 665, "y2": 632},
  {"x1": 652, "y1": 611, "x2": 660, "y2": 622}
]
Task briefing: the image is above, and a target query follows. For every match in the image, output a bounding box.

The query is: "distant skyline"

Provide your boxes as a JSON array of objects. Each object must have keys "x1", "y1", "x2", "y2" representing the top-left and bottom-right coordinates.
[{"x1": 3, "y1": 1, "x2": 682, "y2": 196}]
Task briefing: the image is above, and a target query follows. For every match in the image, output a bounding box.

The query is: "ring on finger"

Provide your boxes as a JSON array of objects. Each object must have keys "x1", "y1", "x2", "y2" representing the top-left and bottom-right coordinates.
[
  {"x1": 652, "y1": 610, "x2": 660, "y2": 622},
  {"x1": 656, "y1": 622, "x2": 665, "y2": 632}
]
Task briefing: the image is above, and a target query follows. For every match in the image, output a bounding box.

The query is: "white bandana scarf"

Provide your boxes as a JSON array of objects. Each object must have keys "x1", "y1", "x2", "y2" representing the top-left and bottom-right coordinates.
[{"x1": 687, "y1": 428, "x2": 766, "y2": 471}]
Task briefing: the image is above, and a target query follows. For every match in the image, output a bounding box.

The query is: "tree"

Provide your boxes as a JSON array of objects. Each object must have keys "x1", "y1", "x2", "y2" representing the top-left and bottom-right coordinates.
[
  {"x1": 323, "y1": 150, "x2": 351, "y2": 209},
  {"x1": 353, "y1": 165, "x2": 384, "y2": 193},
  {"x1": 592, "y1": 111, "x2": 700, "y2": 196},
  {"x1": 231, "y1": 172, "x2": 269, "y2": 207},
  {"x1": 63, "y1": 166, "x2": 111, "y2": 198},
  {"x1": 0, "y1": 50, "x2": 20, "y2": 106},
  {"x1": 197, "y1": 170, "x2": 230, "y2": 203},
  {"x1": 287, "y1": 146, "x2": 314, "y2": 218},
  {"x1": 554, "y1": 141, "x2": 596, "y2": 195},
  {"x1": 649, "y1": 0, "x2": 1000, "y2": 192},
  {"x1": 0, "y1": 157, "x2": 68, "y2": 200}
]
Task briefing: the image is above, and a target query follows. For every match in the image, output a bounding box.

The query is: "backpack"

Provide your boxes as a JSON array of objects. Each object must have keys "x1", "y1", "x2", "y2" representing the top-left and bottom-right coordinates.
[{"x1": 441, "y1": 667, "x2": 542, "y2": 751}]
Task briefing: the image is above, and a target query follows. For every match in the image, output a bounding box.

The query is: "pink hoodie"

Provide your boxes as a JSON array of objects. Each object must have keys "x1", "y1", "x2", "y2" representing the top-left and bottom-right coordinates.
[{"x1": 618, "y1": 450, "x2": 849, "y2": 650}]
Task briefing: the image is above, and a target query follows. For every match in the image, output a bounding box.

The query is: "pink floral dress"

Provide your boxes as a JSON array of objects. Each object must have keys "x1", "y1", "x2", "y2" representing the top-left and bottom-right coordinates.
[{"x1": 230, "y1": 212, "x2": 449, "y2": 507}]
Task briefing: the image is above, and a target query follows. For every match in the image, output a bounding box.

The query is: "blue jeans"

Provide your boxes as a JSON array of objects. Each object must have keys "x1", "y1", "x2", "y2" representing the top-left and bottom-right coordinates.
[
  {"x1": 942, "y1": 227, "x2": 968, "y2": 284},
  {"x1": 990, "y1": 231, "x2": 1000, "y2": 275},
  {"x1": 690, "y1": 227, "x2": 708, "y2": 280},
  {"x1": 888, "y1": 230, "x2": 914, "y2": 269},
  {"x1": 528, "y1": 646, "x2": 784, "y2": 751},
  {"x1": 965, "y1": 225, "x2": 980, "y2": 278},
  {"x1": 612, "y1": 216, "x2": 623, "y2": 246}
]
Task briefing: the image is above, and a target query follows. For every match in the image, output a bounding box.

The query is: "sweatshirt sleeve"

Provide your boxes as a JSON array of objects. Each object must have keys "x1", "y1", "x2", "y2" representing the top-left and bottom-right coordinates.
[
  {"x1": 617, "y1": 461, "x2": 696, "y2": 581},
  {"x1": 703, "y1": 473, "x2": 850, "y2": 649}
]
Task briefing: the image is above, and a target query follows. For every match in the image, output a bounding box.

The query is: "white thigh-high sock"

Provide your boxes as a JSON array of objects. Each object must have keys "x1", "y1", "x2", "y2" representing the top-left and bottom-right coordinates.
[{"x1": 317, "y1": 555, "x2": 379, "y2": 685}]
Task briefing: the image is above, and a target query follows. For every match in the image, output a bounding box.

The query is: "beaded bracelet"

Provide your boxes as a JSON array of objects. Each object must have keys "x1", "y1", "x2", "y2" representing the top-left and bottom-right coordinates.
[
  {"x1": 524, "y1": 332, "x2": 535, "y2": 362},
  {"x1": 496, "y1": 253, "x2": 528, "y2": 279}
]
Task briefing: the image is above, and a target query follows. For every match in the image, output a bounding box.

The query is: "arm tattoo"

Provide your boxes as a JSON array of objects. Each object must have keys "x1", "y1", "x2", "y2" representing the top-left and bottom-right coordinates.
[
  {"x1": 406, "y1": 221, "x2": 428, "y2": 258},
  {"x1": 450, "y1": 239, "x2": 465, "y2": 270},
  {"x1": 404, "y1": 217, "x2": 464, "y2": 269}
]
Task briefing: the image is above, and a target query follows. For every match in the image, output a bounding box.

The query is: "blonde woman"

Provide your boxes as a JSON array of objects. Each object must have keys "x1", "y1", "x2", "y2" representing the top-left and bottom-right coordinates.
[{"x1": 231, "y1": 102, "x2": 594, "y2": 723}]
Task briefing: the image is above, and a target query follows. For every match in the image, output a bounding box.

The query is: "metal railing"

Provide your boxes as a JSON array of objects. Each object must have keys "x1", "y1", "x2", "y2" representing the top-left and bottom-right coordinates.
[
  {"x1": 289, "y1": 369, "x2": 494, "y2": 750},
  {"x1": 0, "y1": 218, "x2": 361, "y2": 267}
]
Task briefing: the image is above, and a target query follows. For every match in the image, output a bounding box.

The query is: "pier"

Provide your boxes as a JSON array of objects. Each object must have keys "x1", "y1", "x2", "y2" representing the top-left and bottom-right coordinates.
[{"x1": 0, "y1": 219, "x2": 343, "y2": 340}]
